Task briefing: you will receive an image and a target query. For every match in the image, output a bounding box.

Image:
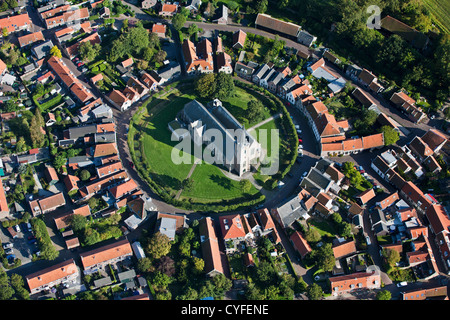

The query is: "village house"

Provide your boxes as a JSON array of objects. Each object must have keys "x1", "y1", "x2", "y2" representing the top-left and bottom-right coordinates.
[
  {"x1": 28, "y1": 192, "x2": 66, "y2": 216},
  {"x1": 290, "y1": 231, "x2": 312, "y2": 259},
  {"x1": 232, "y1": 29, "x2": 247, "y2": 49},
  {"x1": 158, "y1": 3, "x2": 178, "y2": 17},
  {"x1": 25, "y1": 259, "x2": 80, "y2": 295},
  {"x1": 199, "y1": 217, "x2": 226, "y2": 277},
  {"x1": 79, "y1": 238, "x2": 133, "y2": 274},
  {"x1": 155, "y1": 212, "x2": 187, "y2": 241},
  {"x1": 329, "y1": 269, "x2": 381, "y2": 296},
  {"x1": 219, "y1": 214, "x2": 250, "y2": 253},
  {"x1": 0, "y1": 13, "x2": 31, "y2": 34}
]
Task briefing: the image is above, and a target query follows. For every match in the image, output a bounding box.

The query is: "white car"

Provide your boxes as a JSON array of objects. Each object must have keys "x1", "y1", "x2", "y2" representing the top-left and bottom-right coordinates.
[
  {"x1": 298, "y1": 145, "x2": 303, "y2": 149},
  {"x1": 365, "y1": 236, "x2": 371, "y2": 245},
  {"x1": 297, "y1": 129, "x2": 302, "y2": 134},
  {"x1": 14, "y1": 225, "x2": 20, "y2": 233},
  {"x1": 396, "y1": 281, "x2": 407, "y2": 287},
  {"x1": 295, "y1": 125, "x2": 300, "y2": 130}
]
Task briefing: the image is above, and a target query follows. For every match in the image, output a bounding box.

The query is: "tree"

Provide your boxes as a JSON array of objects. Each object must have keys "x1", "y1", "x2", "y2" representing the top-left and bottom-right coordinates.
[
  {"x1": 305, "y1": 227, "x2": 321, "y2": 243},
  {"x1": 172, "y1": 13, "x2": 186, "y2": 31},
  {"x1": 53, "y1": 153, "x2": 67, "y2": 170},
  {"x1": 80, "y1": 169, "x2": 91, "y2": 181},
  {"x1": 306, "y1": 283, "x2": 323, "y2": 300},
  {"x1": 382, "y1": 248, "x2": 400, "y2": 267},
  {"x1": 239, "y1": 179, "x2": 252, "y2": 193},
  {"x1": 79, "y1": 41, "x2": 100, "y2": 62},
  {"x1": 247, "y1": 99, "x2": 265, "y2": 124},
  {"x1": 152, "y1": 271, "x2": 172, "y2": 291},
  {"x1": 376, "y1": 290, "x2": 392, "y2": 300},
  {"x1": 50, "y1": 45, "x2": 62, "y2": 58},
  {"x1": 380, "y1": 125, "x2": 400, "y2": 146},
  {"x1": 83, "y1": 228, "x2": 101, "y2": 246},
  {"x1": 137, "y1": 257, "x2": 153, "y2": 273},
  {"x1": 214, "y1": 72, "x2": 234, "y2": 100},
  {"x1": 192, "y1": 256, "x2": 204, "y2": 274},
  {"x1": 177, "y1": 287, "x2": 198, "y2": 300},
  {"x1": 195, "y1": 73, "x2": 216, "y2": 98},
  {"x1": 187, "y1": 23, "x2": 198, "y2": 36},
  {"x1": 70, "y1": 214, "x2": 88, "y2": 232},
  {"x1": 314, "y1": 243, "x2": 335, "y2": 272},
  {"x1": 141, "y1": 47, "x2": 154, "y2": 61},
  {"x1": 34, "y1": 108, "x2": 45, "y2": 127},
  {"x1": 147, "y1": 232, "x2": 172, "y2": 260}
]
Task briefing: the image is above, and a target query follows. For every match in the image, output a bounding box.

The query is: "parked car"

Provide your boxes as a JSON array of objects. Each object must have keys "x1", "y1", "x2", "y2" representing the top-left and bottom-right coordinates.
[
  {"x1": 365, "y1": 236, "x2": 371, "y2": 245},
  {"x1": 6, "y1": 254, "x2": 15, "y2": 260},
  {"x1": 28, "y1": 238, "x2": 37, "y2": 244},
  {"x1": 4, "y1": 248, "x2": 13, "y2": 255},
  {"x1": 2, "y1": 243, "x2": 12, "y2": 249},
  {"x1": 295, "y1": 125, "x2": 300, "y2": 130},
  {"x1": 397, "y1": 281, "x2": 407, "y2": 287},
  {"x1": 28, "y1": 235, "x2": 36, "y2": 240},
  {"x1": 298, "y1": 138, "x2": 303, "y2": 143},
  {"x1": 77, "y1": 61, "x2": 84, "y2": 67},
  {"x1": 14, "y1": 224, "x2": 20, "y2": 233},
  {"x1": 302, "y1": 171, "x2": 308, "y2": 178}
]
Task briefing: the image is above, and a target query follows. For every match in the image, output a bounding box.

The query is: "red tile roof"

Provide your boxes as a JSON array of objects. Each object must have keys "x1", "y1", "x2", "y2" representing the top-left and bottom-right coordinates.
[
  {"x1": 38, "y1": 192, "x2": 66, "y2": 212},
  {"x1": 426, "y1": 204, "x2": 450, "y2": 235},
  {"x1": 362, "y1": 133, "x2": 384, "y2": 149},
  {"x1": 332, "y1": 239, "x2": 356, "y2": 259},
  {"x1": 18, "y1": 31, "x2": 44, "y2": 47},
  {"x1": 290, "y1": 231, "x2": 311, "y2": 258},
  {"x1": 26, "y1": 259, "x2": 78, "y2": 292},
  {"x1": 63, "y1": 174, "x2": 80, "y2": 193},
  {"x1": 257, "y1": 208, "x2": 275, "y2": 231},
  {"x1": 376, "y1": 192, "x2": 399, "y2": 210},
  {"x1": 109, "y1": 179, "x2": 138, "y2": 199},
  {"x1": 93, "y1": 142, "x2": 117, "y2": 158},
  {"x1": 152, "y1": 23, "x2": 166, "y2": 34},
  {"x1": 80, "y1": 239, "x2": 132, "y2": 269},
  {"x1": 0, "y1": 181, "x2": 8, "y2": 213},
  {"x1": 357, "y1": 188, "x2": 376, "y2": 204},
  {"x1": 0, "y1": 13, "x2": 31, "y2": 33},
  {"x1": 219, "y1": 214, "x2": 247, "y2": 240},
  {"x1": 40, "y1": 4, "x2": 70, "y2": 19}
]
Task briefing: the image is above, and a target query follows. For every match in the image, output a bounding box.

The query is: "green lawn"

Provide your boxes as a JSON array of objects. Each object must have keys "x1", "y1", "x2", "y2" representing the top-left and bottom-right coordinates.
[
  {"x1": 180, "y1": 161, "x2": 259, "y2": 202},
  {"x1": 134, "y1": 85, "x2": 265, "y2": 203},
  {"x1": 139, "y1": 94, "x2": 197, "y2": 190}
]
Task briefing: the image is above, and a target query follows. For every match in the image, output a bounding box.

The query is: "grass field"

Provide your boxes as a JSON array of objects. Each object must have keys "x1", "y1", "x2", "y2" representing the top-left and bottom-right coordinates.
[
  {"x1": 134, "y1": 84, "x2": 269, "y2": 203},
  {"x1": 421, "y1": 0, "x2": 450, "y2": 34}
]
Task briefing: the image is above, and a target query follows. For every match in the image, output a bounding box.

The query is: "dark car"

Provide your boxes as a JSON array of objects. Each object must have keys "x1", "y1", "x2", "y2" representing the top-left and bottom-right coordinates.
[
  {"x1": 28, "y1": 235, "x2": 36, "y2": 240},
  {"x1": 28, "y1": 238, "x2": 37, "y2": 244},
  {"x1": 129, "y1": 161, "x2": 134, "y2": 168}
]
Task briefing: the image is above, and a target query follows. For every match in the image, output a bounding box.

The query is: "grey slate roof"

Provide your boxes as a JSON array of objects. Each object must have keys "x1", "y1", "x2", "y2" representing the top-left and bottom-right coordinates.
[
  {"x1": 67, "y1": 124, "x2": 97, "y2": 140},
  {"x1": 274, "y1": 194, "x2": 308, "y2": 227}
]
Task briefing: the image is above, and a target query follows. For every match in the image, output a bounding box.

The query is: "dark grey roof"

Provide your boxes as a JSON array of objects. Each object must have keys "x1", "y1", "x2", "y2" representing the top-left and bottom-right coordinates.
[
  {"x1": 302, "y1": 167, "x2": 332, "y2": 195},
  {"x1": 94, "y1": 132, "x2": 116, "y2": 144},
  {"x1": 260, "y1": 68, "x2": 276, "y2": 82},
  {"x1": 268, "y1": 71, "x2": 285, "y2": 86},
  {"x1": 32, "y1": 40, "x2": 54, "y2": 60},
  {"x1": 274, "y1": 194, "x2": 308, "y2": 227},
  {"x1": 235, "y1": 62, "x2": 255, "y2": 75},
  {"x1": 183, "y1": 100, "x2": 234, "y2": 163},
  {"x1": 372, "y1": 156, "x2": 391, "y2": 174},
  {"x1": 254, "y1": 64, "x2": 271, "y2": 79},
  {"x1": 68, "y1": 156, "x2": 93, "y2": 164},
  {"x1": 67, "y1": 124, "x2": 97, "y2": 140}
]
